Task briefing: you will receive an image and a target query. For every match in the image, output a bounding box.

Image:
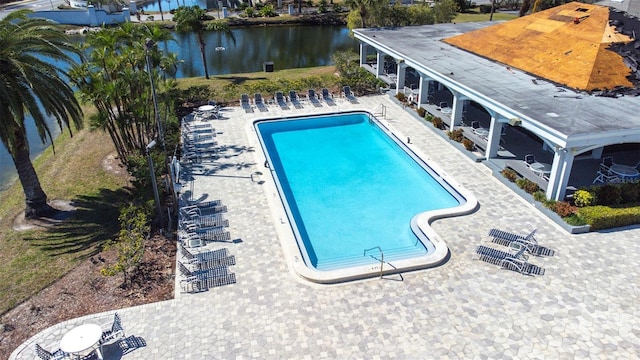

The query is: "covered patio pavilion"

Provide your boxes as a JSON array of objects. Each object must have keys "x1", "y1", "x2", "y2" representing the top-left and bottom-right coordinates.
[{"x1": 353, "y1": 2, "x2": 640, "y2": 200}]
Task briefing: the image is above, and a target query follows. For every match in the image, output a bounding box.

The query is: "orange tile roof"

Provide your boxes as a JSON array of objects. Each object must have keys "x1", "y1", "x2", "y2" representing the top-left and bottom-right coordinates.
[{"x1": 443, "y1": 2, "x2": 634, "y2": 91}]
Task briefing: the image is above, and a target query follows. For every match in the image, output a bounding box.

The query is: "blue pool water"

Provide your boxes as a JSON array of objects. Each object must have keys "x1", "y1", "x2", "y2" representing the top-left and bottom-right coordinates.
[{"x1": 256, "y1": 112, "x2": 461, "y2": 271}]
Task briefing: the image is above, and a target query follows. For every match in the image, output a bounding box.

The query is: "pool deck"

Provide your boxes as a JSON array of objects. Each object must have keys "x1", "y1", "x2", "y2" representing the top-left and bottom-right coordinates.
[{"x1": 12, "y1": 94, "x2": 640, "y2": 359}]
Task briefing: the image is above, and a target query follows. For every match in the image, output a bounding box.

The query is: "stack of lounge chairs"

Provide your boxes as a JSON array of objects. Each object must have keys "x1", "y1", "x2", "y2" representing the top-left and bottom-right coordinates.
[
  {"x1": 178, "y1": 200, "x2": 232, "y2": 247},
  {"x1": 474, "y1": 228, "x2": 555, "y2": 275},
  {"x1": 177, "y1": 200, "x2": 237, "y2": 292},
  {"x1": 181, "y1": 117, "x2": 218, "y2": 164},
  {"x1": 178, "y1": 260, "x2": 236, "y2": 293}
]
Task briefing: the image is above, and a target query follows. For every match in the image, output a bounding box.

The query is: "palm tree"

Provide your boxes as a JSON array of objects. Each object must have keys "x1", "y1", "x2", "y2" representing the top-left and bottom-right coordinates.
[
  {"x1": 345, "y1": 0, "x2": 384, "y2": 28},
  {"x1": 173, "y1": 6, "x2": 235, "y2": 80},
  {"x1": 0, "y1": 10, "x2": 83, "y2": 218}
]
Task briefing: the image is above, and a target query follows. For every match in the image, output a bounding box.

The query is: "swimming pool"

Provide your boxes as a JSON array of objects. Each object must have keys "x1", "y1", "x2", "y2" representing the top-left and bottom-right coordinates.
[{"x1": 255, "y1": 111, "x2": 477, "y2": 283}]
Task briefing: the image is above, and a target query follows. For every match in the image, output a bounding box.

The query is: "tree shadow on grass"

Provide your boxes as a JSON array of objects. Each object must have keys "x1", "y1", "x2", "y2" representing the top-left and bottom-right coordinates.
[
  {"x1": 24, "y1": 188, "x2": 134, "y2": 258},
  {"x1": 215, "y1": 76, "x2": 267, "y2": 85}
]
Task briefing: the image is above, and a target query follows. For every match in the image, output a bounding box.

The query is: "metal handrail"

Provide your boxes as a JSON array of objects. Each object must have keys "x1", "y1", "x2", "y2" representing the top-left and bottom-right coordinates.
[{"x1": 364, "y1": 246, "x2": 384, "y2": 278}]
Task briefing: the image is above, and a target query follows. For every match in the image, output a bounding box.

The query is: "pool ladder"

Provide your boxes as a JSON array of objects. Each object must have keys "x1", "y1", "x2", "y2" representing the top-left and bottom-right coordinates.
[
  {"x1": 372, "y1": 104, "x2": 386, "y2": 120},
  {"x1": 364, "y1": 246, "x2": 384, "y2": 278}
]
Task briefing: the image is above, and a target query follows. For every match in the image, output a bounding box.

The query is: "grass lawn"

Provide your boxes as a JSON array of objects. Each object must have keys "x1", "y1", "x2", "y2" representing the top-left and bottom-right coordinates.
[
  {"x1": 0, "y1": 114, "x2": 130, "y2": 316},
  {"x1": 455, "y1": 10, "x2": 519, "y2": 23}
]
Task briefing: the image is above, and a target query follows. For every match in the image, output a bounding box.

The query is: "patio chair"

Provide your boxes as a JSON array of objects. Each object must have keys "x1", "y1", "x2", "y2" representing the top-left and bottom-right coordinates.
[
  {"x1": 475, "y1": 245, "x2": 545, "y2": 275},
  {"x1": 524, "y1": 154, "x2": 536, "y2": 166},
  {"x1": 289, "y1": 90, "x2": 303, "y2": 109},
  {"x1": 321, "y1": 88, "x2": 336, "y2": 106},
  {"x1": 254, "y1": 93, "x2": 268, "y2": 112},
  {"x1": 488, "y1": 228, "x2": 555, "y2": 257},
  {"x1": 275, "y1": 91, "x2": 289, "y2": 109},
  {"x1": 240, "y1": 94, "x2": 253, "y2": 113},
  {"x1": 341, "y1": 86, "x2": 358, "y2": 103},
  {"x1": 35, "y1": 343, "x2": 65, "y2": 360},
  {"x1": 99, "y1": 313, "x2": 125, "y2": 351},
  {"x1": 307, "y1": 89, "x2": 322, "y2": 107},
  {"x1": 602, "y1": 156, "x2": 614, "y2": 170}
]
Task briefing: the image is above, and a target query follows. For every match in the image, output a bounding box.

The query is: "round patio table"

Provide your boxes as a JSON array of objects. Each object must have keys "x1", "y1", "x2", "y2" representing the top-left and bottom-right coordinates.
[
  {"x1": 197, "y1": 105, "x2": 216, "y2": 112},
  {"x1": 610, "y1": 164, "x2": 640, "y2": 181},
  {"x1": 60, "y1": 323, "x2": 102, "y2": 358},
  {"x1": 530, "y1": 162, "x2": 552, "y2": 177}
]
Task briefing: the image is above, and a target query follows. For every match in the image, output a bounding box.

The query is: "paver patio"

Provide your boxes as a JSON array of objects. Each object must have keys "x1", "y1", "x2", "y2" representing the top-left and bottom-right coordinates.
[{"x1": 12, "y1": 94, "x2": 640, "y2": 359}]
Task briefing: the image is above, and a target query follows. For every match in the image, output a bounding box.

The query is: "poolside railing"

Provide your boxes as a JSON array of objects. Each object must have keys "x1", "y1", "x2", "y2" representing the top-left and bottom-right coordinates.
[{"x1": 364, "y1": 246, "x2": 384, "y2": 278}]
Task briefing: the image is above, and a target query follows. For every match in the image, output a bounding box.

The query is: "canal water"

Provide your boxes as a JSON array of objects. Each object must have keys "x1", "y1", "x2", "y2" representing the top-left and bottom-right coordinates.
[{"x1": 0, "y1": 26, "x2": 358, "y2": 192}]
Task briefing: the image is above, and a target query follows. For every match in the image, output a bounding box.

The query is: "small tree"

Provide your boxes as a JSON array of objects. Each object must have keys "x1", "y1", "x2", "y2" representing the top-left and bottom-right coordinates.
[{"x1": 101, "y1": 205, "x2": 150, "y2": 286}]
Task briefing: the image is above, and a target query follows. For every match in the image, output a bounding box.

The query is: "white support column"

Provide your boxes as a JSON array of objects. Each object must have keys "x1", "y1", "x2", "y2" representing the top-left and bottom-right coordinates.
[
  {"x1": 450, "y1": 93, "x2": 466, "y2": 130},
  {"x1": 417, "y1": 75, "x2": 431, "y2": 107},
  {"x1": 395, "y1": 62, "x2": 407, "y2": 95},
  {"x1": 547, "y1": 148, "x2": 575, "y2": 201},
  {"x1": 376, "y1": 52, "x2": 384, "y2": 77},
  {"x1": 359, "y1": 43, "x2": 368, "y2": 66},
  {"x1": 485, "y1": 115, "x2": 502, "y2": 159}
]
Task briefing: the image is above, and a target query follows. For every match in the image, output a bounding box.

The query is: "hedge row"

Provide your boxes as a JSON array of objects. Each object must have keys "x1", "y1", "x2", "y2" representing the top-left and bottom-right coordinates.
[{"x1": 577, "y1": 206, "x2": 640, "y2": 230}]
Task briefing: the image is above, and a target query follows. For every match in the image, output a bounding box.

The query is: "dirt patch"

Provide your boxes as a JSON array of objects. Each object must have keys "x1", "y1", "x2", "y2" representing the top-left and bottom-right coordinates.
[{"x1": 0, "y1": 228, "x2": 176, "y2": 359}]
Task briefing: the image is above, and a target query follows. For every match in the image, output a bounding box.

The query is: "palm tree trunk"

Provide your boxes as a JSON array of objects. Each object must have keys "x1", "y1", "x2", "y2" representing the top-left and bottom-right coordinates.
[
  {"x1": 198, "y1": 32, "x2": 210, "y2": 79},
  {"x1": 158, "y1": 0, "x2": 165, "y2": 21},
  {"x1": 11, "y1": 135, "x2": 52, "y2": 218}
]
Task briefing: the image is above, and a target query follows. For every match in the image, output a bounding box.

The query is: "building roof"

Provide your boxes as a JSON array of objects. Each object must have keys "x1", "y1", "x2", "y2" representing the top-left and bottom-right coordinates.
[
  {"x1": 443, "y1": 2, "x2": 636, "y2": 91},
  {"x1": 352, "y1": 16, "x2": 640, "y2": 148}
]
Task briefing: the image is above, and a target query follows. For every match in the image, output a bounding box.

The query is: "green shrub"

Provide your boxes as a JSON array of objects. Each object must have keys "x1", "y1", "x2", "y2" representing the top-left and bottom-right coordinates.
[
  {"x1": 564, "y1": 213, "x2": 588, "y2": 226},
  {"x1": 516, "y1": 178, "x2": 540, "y2": 194},
  {"x1": 447, "y1": 129, "x2": 464, "y2": 142},
  {"x1": 479, "y1": 4, "x2": 492, "y2": 13},
  {"x1": 573, "y1": 189, "x2": 596, "y2": 207},
  {"x1": 462, "y1": 138, "x2": 475, "y2": 151},
  {"x1": 432, "y1": 117, "x2": 444, "y2": 129},
  {"x1": 332, "y1": 4, "x2": 344, "y2": 12},
  {"x1": 595, "y1": 184, "x2": 622, "y2": 205},
  {"x1": 416, "y1": 107, "x2": 426, "y2": 118},
  {"x1": 318, "y1": 0, "x2": 328, "y2": 12},
  {"x1": 424, "y1": 113, "x2": 435, "y2": 122},
  {"x1": 578, "y1": 205, "x2": 640, "y2": 230},
  {"x1": 244, "y1": 7, "x2": 256, "y2": 17},
  {"x1": 501, "y1": 168, "x2": 518, "y2": 182},
  {"x1": 619, "y1": 182, "x2": 640, "y2": 204},
  {"x1": 259, "y1": 4, "x2": 278, "y2": 17},
  {"x1": 395, "y1": 92, "x2": 407, "y2": 102},
  {"x1": 532, "y1": 190, "x2": 546, "y2": 202}
]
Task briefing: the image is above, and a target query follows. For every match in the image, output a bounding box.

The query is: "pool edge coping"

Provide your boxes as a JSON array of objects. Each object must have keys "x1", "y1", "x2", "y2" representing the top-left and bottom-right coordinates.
[{"x1": 248, "y1": 109, "x2": 479, "y2": 284}]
